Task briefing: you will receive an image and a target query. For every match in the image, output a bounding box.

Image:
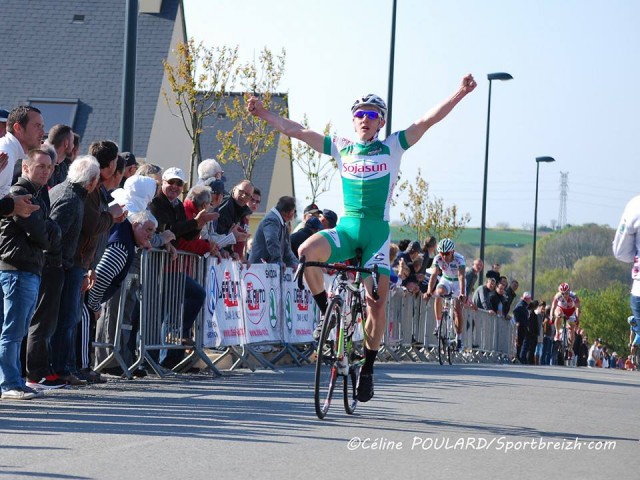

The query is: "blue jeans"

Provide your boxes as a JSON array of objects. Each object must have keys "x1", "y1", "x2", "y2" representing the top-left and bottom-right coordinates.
[
  {"x1": 631, "y1": 295, "x2": 640, "y2": 322},
  {"x1": 541, "y1": 336, "x2": 553, "y2": 365},
  {"x1": 50, "y1": 266, "x2": 85, "y2": 375},
  {"x1": 0, "y1": 271, "x2": 40, "y2": 392}
]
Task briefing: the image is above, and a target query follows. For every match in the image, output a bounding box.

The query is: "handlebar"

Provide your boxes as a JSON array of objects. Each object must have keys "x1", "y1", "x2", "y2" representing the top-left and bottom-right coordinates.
[{"x1": 293, "y1": 255, "x2": 381, "y2": 300}]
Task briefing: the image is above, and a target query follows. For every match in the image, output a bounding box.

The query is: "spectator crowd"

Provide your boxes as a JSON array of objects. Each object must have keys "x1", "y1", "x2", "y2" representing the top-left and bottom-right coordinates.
[{"x1": 0, "y1": 106, "x2": 634, "y2": 401}]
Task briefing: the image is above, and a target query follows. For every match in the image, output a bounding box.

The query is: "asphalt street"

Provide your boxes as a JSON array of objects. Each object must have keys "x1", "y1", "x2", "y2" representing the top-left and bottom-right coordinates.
[{"x1": 1, "y1": 363, "x2": 637, "y2": 479}]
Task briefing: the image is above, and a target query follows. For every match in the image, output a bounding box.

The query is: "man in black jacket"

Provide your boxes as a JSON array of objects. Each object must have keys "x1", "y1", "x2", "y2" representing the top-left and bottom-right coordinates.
[
  {"x1": 26, "y1": 156, "x2": 100, "y2": 389},
  {"x1": 149, "y1": 167, "x2": 214, "y2": 369},
  {"x1": 472, "y1": 277, "x2": 497, "y2": 312},
  {"x1": 0, "y1": 149, "x2": 61, "y2": 400},
  {"x1": 512, "y1": 292, "x2": 533, "y2": 363}
]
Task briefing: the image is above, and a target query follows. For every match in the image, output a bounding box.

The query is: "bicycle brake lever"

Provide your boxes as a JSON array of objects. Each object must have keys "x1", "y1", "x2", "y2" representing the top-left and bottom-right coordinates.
[
  {"x1": 295, "y1": 256, "x2": 306, "y2": 290},
  {"x1": 372, "y1": 265, "x2": 379, "y2": 300}
]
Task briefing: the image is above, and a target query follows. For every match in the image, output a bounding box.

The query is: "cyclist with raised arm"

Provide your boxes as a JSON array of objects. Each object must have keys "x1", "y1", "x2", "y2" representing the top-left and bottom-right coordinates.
[
  {"x1": 247, "y1": 75, "x2": 476, "y2": 402},
  {"x1": 550, "y1": 282, "x2": 581, "y2": 354},
  {"x1": 422, "y1": 239, "x2": 466, "y2": 350}
]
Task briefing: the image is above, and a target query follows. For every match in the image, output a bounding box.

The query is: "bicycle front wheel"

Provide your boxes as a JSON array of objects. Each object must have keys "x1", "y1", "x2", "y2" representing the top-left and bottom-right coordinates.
[
  {"x1": 314, "y1": 297, "x2": 342, "y2": 419},
  {"x1": 445, "y1": 312, "x2": 453, "y2": 365},
  {"x1": 344, "y1": 353, "x2": 361, "y2": 415}
]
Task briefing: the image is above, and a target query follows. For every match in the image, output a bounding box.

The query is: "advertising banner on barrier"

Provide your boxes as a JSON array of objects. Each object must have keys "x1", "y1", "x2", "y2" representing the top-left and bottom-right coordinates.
[
  {"x1": 281, "y1": 267, "x2": 317, "y2": 344},
  {"x1": 241, "y1": 263, "x2": 281, "y2": 344},
  {"x1": 203, "y1": 258, "x2": 245, "y2": 348}
]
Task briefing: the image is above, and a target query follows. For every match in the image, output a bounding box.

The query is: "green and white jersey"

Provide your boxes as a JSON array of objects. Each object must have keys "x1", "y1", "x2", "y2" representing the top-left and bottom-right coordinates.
[{"x1": 323, "y1": 131, "x2": 410, "y2": 221}]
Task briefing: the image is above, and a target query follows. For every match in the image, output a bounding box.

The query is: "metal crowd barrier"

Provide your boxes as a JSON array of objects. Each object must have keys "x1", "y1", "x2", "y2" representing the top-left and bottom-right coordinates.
[
  {"x1": 131, "y1": 248, "x2": 221, "y2": 377},
  {"x1": 95, "y1": 252, "x2": 517, "y2": 378}
]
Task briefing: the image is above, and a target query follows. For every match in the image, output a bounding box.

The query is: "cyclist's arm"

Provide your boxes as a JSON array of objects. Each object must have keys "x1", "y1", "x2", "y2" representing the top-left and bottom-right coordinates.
[
  {"x1": 247, "y1": 96, "x2": 324, "y2": 153},
  {"x1": 404, "y1": 74, "x2": 476, "y2": 147},
  {"x1": 426, "y1": 266, "x2": 440, "y2": 296},
  {"x1": 457, "y1": 266, "x2": 466, "y2": 301},
  {"x1": 550, "y1": 296, "x2": 558, "y2": 318}
]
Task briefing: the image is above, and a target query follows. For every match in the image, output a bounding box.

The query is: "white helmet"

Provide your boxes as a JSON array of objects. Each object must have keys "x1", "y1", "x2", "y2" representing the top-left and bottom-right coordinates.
[{"x1": 351, "y1": 94, "x2": 387, "y2": 119}]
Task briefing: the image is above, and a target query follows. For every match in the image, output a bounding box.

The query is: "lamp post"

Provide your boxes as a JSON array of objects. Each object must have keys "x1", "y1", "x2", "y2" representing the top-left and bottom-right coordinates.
[
  {"x1": 531, "y1": 156, "x2": 556, "y2": 299},
  {"x1": 385, "y1": 0, "x2": 398, "y2": 139},
  {"x1": 479, "y1": 72, "x2": 513, "y2": 283}
]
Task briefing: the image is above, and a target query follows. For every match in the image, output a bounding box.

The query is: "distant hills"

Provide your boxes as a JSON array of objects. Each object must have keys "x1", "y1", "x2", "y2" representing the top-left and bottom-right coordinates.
[{"x1": 390, "y1": 225, "x2": 536, "y2": 247}]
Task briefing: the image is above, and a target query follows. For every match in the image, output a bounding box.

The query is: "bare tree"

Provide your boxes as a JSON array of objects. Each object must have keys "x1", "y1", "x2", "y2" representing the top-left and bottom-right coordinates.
[
  {"x1": 217, "y1": 47, "x2": 287, "y2": 180},
  {"x1": 162, "y1": 38, "x2": 238, "y2": 183},
  {"x1": 397, "y1": 168, "x2": 470, "y2": 242},
  {"x1": 291, "y1": 115, "x2": 336, "y2": 202}
]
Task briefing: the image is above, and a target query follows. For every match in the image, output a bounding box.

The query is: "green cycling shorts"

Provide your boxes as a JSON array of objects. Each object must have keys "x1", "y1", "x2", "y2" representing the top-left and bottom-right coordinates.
[{"x1": 319, "y1": 216, "x2": 390, "y2": 276}]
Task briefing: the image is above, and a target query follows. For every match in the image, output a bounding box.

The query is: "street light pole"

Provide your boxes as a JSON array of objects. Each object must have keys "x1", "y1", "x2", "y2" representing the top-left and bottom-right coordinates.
[
  {"x1": 385, "y1": 0, "x2": 397, "y2": 139},
  {"x1": 531, "y1": 156, "x2": 556, "y2": 299},
  {"x1": 479, "y1": 72, "x2": 513, "y2": 283}
]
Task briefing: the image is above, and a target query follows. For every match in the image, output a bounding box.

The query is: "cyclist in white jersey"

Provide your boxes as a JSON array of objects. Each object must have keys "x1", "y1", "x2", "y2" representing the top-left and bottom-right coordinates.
[
  {"x1": 247, "y1": 74, "x2": 476, "y2": 402},
  {"x1": 423, "y1": 239, "x2": 466, "y2": 350}
]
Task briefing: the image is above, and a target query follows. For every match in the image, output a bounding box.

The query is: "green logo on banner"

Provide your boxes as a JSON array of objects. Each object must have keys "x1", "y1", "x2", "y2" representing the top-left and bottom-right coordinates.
[
  {"x1": 269, "y1": 288, "x2": 277, "y2": 328},
  {"x1": 285, "y1": 291, "x2": 292, "y2": 331}
]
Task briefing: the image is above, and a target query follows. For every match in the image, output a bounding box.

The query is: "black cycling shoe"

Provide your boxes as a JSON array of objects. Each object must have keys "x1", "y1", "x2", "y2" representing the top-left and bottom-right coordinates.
[{"x1": 355, "y1": 372, "x2": 374, "y2": 402}]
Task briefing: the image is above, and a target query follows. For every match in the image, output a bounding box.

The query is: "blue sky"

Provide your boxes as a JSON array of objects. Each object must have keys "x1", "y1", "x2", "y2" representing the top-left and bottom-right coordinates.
[{"x1": 184, "y1": 0, "x2": 639, "y2": 229}]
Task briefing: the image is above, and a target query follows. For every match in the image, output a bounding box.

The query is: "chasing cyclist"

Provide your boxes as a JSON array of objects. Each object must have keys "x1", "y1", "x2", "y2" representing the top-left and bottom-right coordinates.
[
  {"x1": 247, "y1": 75, "x2": 476, "y2": 402},
  {"x1": 423, "y1": 239, "x2": 466, "y2": 350},
  {"x1": 550, "y1": 282, "x2": 581, "y2": 355}
]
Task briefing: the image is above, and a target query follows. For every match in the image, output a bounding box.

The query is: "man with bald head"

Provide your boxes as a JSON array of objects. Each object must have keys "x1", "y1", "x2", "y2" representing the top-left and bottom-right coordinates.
[{"x1": 216, "y1": 179, "x2": 253, "y2": 256}]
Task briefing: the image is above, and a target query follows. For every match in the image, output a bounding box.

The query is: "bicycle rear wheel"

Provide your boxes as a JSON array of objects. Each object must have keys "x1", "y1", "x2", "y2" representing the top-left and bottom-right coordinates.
[
  {"x1": 437, "y1": 312, "x2": 448, "y2": 365},
  {"x1": 314, "y1": 297, "x2": 342, "y2": 419},
  {"x1": 344, "y1": 297, "x2": 364, "y2": 415}
]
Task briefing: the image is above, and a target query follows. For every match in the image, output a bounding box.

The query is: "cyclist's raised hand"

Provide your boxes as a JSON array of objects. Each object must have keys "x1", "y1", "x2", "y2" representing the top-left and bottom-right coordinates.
[
  {"x1": 461, "y1": 74, "x2": 477, "y2": 95},
  {"x1": 247, "y1": 95, "x2": 264, "y2": 116}
]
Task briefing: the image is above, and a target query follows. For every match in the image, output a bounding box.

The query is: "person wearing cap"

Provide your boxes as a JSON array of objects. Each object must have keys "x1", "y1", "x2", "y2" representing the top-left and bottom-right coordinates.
[
  {"x1": 248, "y1": 196, "x2": 298, "y2": 268},
  {"x1": 149, "y1": 166, "x2": 216, "y2": 368},
  {"x1": 248, "y1": 74, "x2": 476, "y2": 404},
  {"x1": 290, "y1": 216, "x2": 323, "y2": 259},
  {"x1": 320, "y1": 209, "x2": 337, "y2": 230},
  {"x1": 293, "y1": 203, "x2": 321, "y2": 233},
  {"x1": 119, "y1": 152, "x2": 138, "y2": 187},
  {"x1": 0, "y1": 108, "x2": 9, "y2": 138}
]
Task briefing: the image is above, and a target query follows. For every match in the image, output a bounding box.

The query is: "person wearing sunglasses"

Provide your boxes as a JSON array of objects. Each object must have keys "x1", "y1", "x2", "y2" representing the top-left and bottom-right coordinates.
[
  {"x1": 423, "y1": 238, "x2": 467, "y2": 350},
  {"x1": 247, "y1": 74, "x2": 476, "y2": 403}
]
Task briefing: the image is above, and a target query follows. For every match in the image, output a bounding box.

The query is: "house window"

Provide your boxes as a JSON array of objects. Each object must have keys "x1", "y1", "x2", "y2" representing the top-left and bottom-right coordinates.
[{"x1": 28, "y1": 98, "x2": 79, "y2": 129}]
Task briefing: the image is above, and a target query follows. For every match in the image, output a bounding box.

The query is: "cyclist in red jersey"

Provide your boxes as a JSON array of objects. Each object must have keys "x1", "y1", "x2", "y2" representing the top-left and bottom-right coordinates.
[{"x1": 550, "y1": 282, "x2": 581, "y2": 354}]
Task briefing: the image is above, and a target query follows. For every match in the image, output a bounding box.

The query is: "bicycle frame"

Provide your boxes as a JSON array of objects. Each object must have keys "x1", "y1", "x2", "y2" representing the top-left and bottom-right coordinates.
[{"x1": 294, "y1": 254, "x2": 379, "y2": 419}]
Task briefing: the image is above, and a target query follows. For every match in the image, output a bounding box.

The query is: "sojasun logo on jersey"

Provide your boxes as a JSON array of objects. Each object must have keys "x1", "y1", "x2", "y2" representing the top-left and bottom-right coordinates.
[{"x1": 342, "y1": 162, "x2": 388, "y2": 177}]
